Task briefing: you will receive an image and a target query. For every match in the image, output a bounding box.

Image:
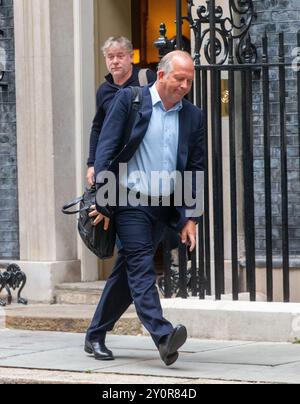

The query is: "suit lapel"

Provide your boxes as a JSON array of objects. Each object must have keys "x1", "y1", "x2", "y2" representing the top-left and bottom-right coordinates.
[{"x1": 177, "y1": 106, "x2": 189, "y2": 172}]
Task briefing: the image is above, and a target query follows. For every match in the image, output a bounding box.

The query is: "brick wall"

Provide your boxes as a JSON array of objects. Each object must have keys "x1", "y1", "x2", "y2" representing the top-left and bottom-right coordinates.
[
  {"x1": 250, "y1": 0, "x2": 300, "y2": 256},
  {"x1": 0, "y1": 0, "x2": 19, "y2": 259}
]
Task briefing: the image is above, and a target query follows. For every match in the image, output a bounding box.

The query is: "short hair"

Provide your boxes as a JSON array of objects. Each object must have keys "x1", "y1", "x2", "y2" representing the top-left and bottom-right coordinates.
[
  {"x1": 101, "y1": 36, "x2": 133, "y2": 57},
  {"x1": 157, "y1": 51, "x2": 194, "y2": 75}
]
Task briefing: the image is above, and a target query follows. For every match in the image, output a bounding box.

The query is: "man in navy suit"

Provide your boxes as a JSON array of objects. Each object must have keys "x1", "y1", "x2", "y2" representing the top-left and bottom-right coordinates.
[{"x1": 85, "y1": 51, "x2": 205, "y2": 366}]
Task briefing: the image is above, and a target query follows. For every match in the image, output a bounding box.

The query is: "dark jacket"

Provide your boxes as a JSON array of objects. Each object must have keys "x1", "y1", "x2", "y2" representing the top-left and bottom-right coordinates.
[
  {"x1": 87, "y1": 66, "x2": 156, "y2": 167},
  {"x1": 94, "y1": 86, "x2": 205, "y2": 233}
]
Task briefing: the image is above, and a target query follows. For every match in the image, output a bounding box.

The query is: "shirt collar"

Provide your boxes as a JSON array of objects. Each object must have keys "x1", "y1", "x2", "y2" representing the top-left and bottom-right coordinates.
[
  {"x1": 105, "y1": 65, "x2": 138, "y2": 88},
  {"x1": 150, "y1": 83, "x2": 183, "y2": 112}
]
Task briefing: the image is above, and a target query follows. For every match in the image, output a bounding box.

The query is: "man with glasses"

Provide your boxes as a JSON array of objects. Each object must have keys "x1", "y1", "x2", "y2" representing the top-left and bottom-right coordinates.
[{"x1": 87, "y1": 36, "x2": 156, "y2": 185}]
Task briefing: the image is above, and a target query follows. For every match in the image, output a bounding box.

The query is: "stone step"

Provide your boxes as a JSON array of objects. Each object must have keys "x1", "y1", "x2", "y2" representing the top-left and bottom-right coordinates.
[
  {"x1": 54, "y1": 281, "x2": 107, "y2": 305},
  {"x1": 3, "y1": 304, "x2": 142, "y2": 335},
  {"x1": 161, "y1": 298, "x2": 300, "y2": 342}
]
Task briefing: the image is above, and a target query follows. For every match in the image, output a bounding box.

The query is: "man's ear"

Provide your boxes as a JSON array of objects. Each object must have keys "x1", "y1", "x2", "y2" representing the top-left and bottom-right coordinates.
[{"x1": 157, "y1": 70, "x2": 165, "y2": 82}]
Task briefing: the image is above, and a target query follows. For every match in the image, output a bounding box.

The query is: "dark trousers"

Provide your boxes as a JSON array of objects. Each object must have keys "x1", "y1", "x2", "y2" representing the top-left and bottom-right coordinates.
[{"x1": 86, "y1": 204, "x2": 174, "y2": 347}]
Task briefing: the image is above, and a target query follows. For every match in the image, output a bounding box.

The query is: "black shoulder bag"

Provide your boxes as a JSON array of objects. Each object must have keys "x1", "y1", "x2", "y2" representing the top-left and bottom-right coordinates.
[{"x1": 62, "y1": 87, "x2": 143, "y2": 259}]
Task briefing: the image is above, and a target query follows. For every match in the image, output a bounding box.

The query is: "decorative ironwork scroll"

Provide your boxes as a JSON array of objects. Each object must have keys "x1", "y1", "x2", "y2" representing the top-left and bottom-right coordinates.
[
  {"x1": 0, "y1": 0, "x2": 7, "y2": 85},
  {"x1": 155, "y1": 0, "x2": 257, "y2": 65},
  {"x1": 0, "y1": 28, "x2": 6, "y2": 85},
  {"x1": 0, "y1": 264, "x2": 27, "y2": 307}
]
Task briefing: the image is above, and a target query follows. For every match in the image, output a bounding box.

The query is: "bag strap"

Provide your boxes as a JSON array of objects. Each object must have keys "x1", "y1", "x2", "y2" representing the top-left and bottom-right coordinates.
[
  {"x1": 62, "y1": 194, "x2": 95, "y2": 215},
  {"x1": 62, "y1": 196, "x2": 84, "y2": 215},
  {"x1": 108, "y1": 86, "x2": 143, "y2": 171},
  {"x1": 63, "y1": 89, "x2": 143, "y2": 215},
  {"x1": 138, "y1": 69, "x2": 149, "y2": 87},
  {"x1": 62, "y1": 185, "x2": 97, "y2": 215},
  {"x1": 119, "y1": 86, "x2": 143, "y2": 149}
]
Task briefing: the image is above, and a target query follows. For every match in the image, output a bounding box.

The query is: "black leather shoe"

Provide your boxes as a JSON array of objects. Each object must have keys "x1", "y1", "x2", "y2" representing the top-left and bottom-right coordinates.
[
  {"x1": 84, "y1": 339, "x2": 114, "y2": 361},
  {"x1": 159, "y1": 325, "x2": 187, "y2": 366}
]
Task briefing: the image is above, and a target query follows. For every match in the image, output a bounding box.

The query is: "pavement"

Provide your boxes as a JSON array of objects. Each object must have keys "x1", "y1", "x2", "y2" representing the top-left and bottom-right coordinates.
[{"x1": 0, "y1": 329, "x2": 300, "y2": 384}]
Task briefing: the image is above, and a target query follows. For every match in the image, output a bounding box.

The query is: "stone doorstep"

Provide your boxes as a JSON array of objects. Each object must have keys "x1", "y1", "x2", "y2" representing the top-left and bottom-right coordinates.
[
  {"x1": 161, "y1": 299, "x2": 300, "y2": 343},
  {"x1": 3, "y1": 298, "x2": 300, "y2": 343},
  {"x1": 54, "y1": 281, "x2": 107, "y2": 305},
  {"x1": 54, "y1": 281, "x2": 165, "y2": 306},
  {"x1": 55, "y1": 281, "x2": 107, "y2": 292},
  {"x1": 2, "y1": 304, "x2": 142, "y2": 336}
]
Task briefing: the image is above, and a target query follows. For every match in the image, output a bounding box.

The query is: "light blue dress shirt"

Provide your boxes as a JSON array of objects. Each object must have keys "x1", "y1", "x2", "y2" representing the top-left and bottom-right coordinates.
[{"x1": 120, "y1": 84, "x2": 182, "y2": 197}]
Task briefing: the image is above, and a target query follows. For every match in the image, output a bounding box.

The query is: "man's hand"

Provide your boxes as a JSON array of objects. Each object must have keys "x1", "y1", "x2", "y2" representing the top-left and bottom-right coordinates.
[
  {"x1": 86, "y1": 167, "x2": 95, "y2": 187},
  {"x1": 89, "y1": 205, "x2": 110, "y2": 231},
  {"x1": 180, "y1": 220, "x2": 197, "y2": 252}
]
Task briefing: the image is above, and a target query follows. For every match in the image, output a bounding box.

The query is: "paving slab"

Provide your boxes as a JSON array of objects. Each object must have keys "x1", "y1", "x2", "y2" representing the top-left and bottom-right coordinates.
[
  {"x1": 0, "y1": 348, "x2": 36, "y2": 359},
  {"x1": 0, "y1": 347, "x2": 159, "y2": 372},
  {"x1": 106, "y1": 335, "x2": 255, "y2": 353},
  {"x1": 0, "y1": 329, "x2": 83, "y2": 351},
  {"x1": 183, "y1": 343, "x2": 300, "y2": 366},
  {"x1": 100, "y1": 354, "x2": 300, "y2": 384},
  {"x1": 0, "y1": 330, "x2": 299, "y2": 383},
  {"x1": 0, "y1": 341, "x2": 164, "y2": 372}
]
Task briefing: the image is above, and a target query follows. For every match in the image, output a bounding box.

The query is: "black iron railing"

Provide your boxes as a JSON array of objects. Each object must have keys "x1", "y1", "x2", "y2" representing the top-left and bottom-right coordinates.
[
  {"x1": 0, "y1": 264, "x2": 27, "y2": 306},
  {"x1": 0, "y1": 28, "x2": 5, "y2": 86},
  {"x1": 156, "y1": 0, "x2": 300, "y2": 303}
]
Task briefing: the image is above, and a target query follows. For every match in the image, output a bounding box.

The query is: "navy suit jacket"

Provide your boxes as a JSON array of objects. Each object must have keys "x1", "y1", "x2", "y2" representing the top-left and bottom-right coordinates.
[{"x1": 95, "y1": 85, "x2": 205, "y2": 232}]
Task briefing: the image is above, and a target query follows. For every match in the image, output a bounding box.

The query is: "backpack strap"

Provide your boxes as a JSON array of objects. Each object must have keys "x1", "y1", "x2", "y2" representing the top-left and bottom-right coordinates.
[
  {"x1": 138, "y1": 68, "x2": 149, "y2": 87},
  {"x1": 123, "y1": 86, "x2": 143, "y2": 145},
  {"x1": 63, "y1": 89, "x2": 143, "y2": 216},
  {"x1": 109, "y1": 86, "x2": 143, "y2": 169}
]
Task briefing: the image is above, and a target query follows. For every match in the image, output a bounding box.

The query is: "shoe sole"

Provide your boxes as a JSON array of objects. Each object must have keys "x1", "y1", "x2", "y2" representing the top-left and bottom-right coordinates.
[
  {"x1": 165, "y1": 351, "x2": 179, "y2": 366},
  {"x1": 168, "y1": 326, "x2": 187, "y2": 356},
  {"x1": 84, "y1": 346, "x2": 93, "y2": 354},
  {"x1": 84, "y1": 346, "x2": 115, "y2": 361}
]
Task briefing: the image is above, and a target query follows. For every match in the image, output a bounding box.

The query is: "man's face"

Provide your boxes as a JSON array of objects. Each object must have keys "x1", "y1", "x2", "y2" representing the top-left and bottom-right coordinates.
[
  {"x1": 158, "y1": 58, "x2": 194, "y2": 105},
  {"x1": 105, "y1": 46, "x2": 133, "y2": 82}
]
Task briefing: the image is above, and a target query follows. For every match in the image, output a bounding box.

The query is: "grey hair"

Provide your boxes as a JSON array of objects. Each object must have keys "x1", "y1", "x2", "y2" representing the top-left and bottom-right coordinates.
[
  {"x1": 101, "y1": 36, "x2": 133, "y2": 56},
  {"x1": 157, "y1": 51, "x2": 194, "y2": 75}
]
